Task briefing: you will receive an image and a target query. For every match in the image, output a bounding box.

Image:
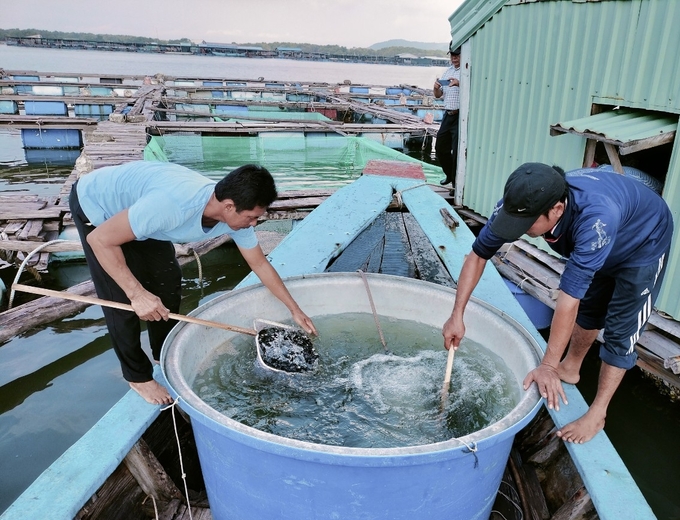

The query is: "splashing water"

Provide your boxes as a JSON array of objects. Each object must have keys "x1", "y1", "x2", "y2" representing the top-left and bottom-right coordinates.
[{"x1": 193, "y1": 313, "x2": 520, "y2": 448}]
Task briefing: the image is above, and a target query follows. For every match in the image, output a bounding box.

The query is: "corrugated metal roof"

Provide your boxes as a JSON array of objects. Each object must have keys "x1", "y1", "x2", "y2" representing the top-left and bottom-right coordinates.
[
  {"x1": 448, "y1": 0, "x2": 506, "y2": 50},
  {"x1": 551, "y1": 108, "x2": 678, "y2": 152}
]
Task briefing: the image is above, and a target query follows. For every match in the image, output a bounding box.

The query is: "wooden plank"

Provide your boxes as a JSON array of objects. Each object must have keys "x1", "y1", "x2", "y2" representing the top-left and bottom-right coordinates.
[
  {"x1": 619, "y1": 131, "x2": 676, "y2": 155},
  {"x1": 508, "y1": 448, "x2": 550, "y2": 520},
  {"x1": 647, "y1": 311, "x2": 680, "y2": 338},
  {"x1": 402, "y1": 212, "x2": 455, "y2": 287},
  {"x1": 2, "y1": 220, "x2": 27, "y2": 234},
  {"x1": 278, "y1": 189, "x2": 335, "y2": 199},
  {"x1": 551, "y1": 486, "x2": 596, "y2": 520},
  {"x1": 380, "y1": 212, "x2": 415, "y2": 277},
  {"x1": 123, "y1": 438, "x2": 182, "y2": 502},
  {"x1": 158, "y1": 498, "x2": 183, "y2": 520},
  {"x1": 16, "y1": 219, "x2": 44, "y2": 240},
  {"x1": 0, "y1": 194, "x2": 41, "y2": 202},
  {"x1": 0, "y1": 206, "x2": 63, "y2": 219},
  {"x1": 269, "y1": 196, "x2": 328, "y2": 210},
  {"x1": 0, "y1": 114, "x2": 98, "y2": 127},
  {"x1": 637, "y1": 329, "x2": 680, "y2": 362},
  {"x1": 75, "y1": 463, "x2": 146, "y2": 520},
  {"x1": 508, "y1": 240, "x2": 566, "y2": 275},
  {"x1": 491, "y1": 257, "x2": 557, "y2": 307},
  {"x1": 499, "y1": 249, "x2": 560, "y2": 291}
]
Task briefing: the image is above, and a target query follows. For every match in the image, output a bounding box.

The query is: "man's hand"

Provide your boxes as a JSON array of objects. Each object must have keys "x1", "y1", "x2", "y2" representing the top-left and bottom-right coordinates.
[
  {"x1": 129, "y1": 288, "x2": 169, "y2": 321},
  {"x1": 291, "y1": 309, "x2": 318, "y2": 336},
  {"x1": 442, "y1": 314, "x2": 465, "y2": 351},
  {"x1": 523, "y1": 363, "x2": 568, "y2": 411}
]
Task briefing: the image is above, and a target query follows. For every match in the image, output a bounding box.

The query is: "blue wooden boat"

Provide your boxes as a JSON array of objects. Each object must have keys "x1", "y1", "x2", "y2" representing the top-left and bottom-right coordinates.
[{"x1": 0, "y1": 160, "x2": 655, "y2": 519}]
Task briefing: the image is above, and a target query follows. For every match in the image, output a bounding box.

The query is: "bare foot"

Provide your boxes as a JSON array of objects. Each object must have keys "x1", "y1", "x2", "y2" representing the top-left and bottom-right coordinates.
[
  {"x1": 556, "y1": 408, "x2": 605, "y2": 444},
  {"x1": 557, "y1": 359, "x2": 581, "y2": 385},
  {"x1": 129, "y1": 380, "x2": 173, "y2": 405}
]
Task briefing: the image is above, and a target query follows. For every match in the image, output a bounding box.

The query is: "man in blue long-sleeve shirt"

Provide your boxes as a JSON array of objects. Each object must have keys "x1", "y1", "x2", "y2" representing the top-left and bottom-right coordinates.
[{"x1": 443, "y1": 163, "x2": 674, "y2": 443}]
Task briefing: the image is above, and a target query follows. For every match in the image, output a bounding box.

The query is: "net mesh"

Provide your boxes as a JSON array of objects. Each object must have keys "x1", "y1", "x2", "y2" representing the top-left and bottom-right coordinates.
[{"x1": 145, "y1": 135, "x2": 442, "y2": 191}]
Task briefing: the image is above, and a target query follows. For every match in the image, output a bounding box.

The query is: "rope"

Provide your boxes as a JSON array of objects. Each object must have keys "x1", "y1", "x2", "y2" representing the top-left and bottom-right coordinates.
[
  {"x1": 161, "y1": 397, "x2": 194, "y2": 520},
  {"x1": 7, "y1": 239, "x2": 68, "y2": 310},
  {"x1": 357, "y1": 270, "x2": 388, "y2": 353},
  {"x1": 458, "y1": 439, "x2": 479, "y2": 469},
  {"x1": 192, "y1": 249, "x2": 204, "y2": 296},
  {"x1": 393, "y1": 182, "x2": 443, "y2": 209}
]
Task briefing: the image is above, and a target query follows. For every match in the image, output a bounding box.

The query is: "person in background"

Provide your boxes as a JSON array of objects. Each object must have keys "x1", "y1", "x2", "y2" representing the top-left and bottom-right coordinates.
[
  {"x1": 442, "y1": 162, "x2": 673, "y2": 443},
  {"x1": 70, "y1": 161, "x2": 317, "y2": 405},
  {"x1": 433, "y1": 43, "x2": 461, "y2": 195}
]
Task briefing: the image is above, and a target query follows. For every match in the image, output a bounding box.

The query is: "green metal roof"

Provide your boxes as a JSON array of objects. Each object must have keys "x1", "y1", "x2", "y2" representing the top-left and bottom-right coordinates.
[
  {"x1": 550, "y1": 108, "x2": 678, "y2": 155},
  {"x1": 448, "y1": 0, "x2": 506, "y2": 50}
]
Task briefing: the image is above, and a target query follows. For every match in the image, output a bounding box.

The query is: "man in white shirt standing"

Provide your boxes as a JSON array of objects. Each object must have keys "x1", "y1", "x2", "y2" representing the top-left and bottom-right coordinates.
[{"x1": 433, "y1": 43, "x2": 461, "y2": 195}]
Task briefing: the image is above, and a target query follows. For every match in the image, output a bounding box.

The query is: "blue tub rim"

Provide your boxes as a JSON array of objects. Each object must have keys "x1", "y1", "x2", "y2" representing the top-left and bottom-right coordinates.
[{"x1": 161, "y1": 272, "x2": 543, "y2": 460}]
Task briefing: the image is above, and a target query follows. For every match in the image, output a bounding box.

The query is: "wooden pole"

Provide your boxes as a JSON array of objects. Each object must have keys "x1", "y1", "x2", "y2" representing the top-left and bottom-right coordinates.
[
  {"x1": 12, "y1": 283, "x2": 257, "y2": 336},
  {"x1": 440, "y1": 346, "x2": 456, "y2": 411}
]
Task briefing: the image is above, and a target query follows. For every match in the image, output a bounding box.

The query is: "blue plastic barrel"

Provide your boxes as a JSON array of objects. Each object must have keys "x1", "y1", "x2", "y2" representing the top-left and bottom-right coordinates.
[
  {"x1": 21, "y1": 129, "x2": 81, "y2": 149},
  {"x1": 503, "y1": 278, "x2": 554, "y2": 330},
  {"x1": 24, "y1": 101, "x2": 67, "y2": 116},
  {"x1": 163, "y1": 273, "x2": 542, "y2": 520}
]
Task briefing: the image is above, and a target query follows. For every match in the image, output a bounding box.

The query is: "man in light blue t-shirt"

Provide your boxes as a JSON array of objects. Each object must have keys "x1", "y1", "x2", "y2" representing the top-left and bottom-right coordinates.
[{"x1": 70, "y1": 161, "x2": 317, "y2": 405}]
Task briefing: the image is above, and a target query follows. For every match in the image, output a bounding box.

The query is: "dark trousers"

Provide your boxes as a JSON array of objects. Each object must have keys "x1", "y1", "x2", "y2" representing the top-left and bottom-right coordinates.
[
  {"x1": 435, "y1": 111, "x2": 459, "y2": 184},
  {"x1": 69, "y1": 183, "x2": 182, "y2": 382}
]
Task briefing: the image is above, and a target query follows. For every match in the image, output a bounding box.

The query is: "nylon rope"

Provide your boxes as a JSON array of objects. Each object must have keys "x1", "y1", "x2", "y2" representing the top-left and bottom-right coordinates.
[
  {"x1": 7, "y1": 239, "x2": 68, "y2": 309},
  {"x1": 357, "y1": 269, "x2": 388, "y2": 353},
  {"x1": 161, "y1": 397, "x2": 194, "y2": 520},
  {"x1": 393, "y1": 182, "x2": 442, "y2": 209},
  {"x1": 192, "y1": 249, "x2": 204, "y2": 297}
]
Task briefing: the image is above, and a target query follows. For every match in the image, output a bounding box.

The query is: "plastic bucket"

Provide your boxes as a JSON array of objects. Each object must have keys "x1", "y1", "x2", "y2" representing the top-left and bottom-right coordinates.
[{"x1": 162, "y1": 273, "x2": 542, "y2": 520}]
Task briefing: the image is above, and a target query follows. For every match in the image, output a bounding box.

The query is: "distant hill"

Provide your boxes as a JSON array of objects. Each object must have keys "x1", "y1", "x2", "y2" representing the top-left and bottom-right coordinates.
[
  {"x1": 0, "y1": 28, "x2": 448, "y2": 57},
  {"x1": 370, "y1": 40, "x2": 449, "y2": 52}
]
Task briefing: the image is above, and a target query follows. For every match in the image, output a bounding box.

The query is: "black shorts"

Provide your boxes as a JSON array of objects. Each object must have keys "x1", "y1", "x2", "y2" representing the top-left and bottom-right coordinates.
[{"x1": 576, "y1": 251, "x2": 669, "y2": 369}]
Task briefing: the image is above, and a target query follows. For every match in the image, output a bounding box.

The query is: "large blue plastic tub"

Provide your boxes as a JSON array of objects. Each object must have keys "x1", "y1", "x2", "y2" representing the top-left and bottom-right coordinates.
[{"x1": 163, "y1": 273, "x2": 542, "y2": 520}]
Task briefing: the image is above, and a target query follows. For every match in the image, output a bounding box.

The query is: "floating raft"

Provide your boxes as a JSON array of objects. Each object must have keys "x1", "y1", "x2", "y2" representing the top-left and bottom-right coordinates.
[{"x1": 0, "y1": 160, "x2": 655, "y2": 520}]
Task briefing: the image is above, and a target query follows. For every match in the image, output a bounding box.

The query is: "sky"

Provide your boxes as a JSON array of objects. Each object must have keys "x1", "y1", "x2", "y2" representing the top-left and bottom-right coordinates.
[{"x1": 2, "y1": 0, "x2": 465, "y2": 48}]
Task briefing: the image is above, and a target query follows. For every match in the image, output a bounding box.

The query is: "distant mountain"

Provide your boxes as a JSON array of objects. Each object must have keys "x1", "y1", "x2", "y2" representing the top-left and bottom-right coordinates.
[{"x1": 370, "y1": 40, "x2": 449, "y2": 52}]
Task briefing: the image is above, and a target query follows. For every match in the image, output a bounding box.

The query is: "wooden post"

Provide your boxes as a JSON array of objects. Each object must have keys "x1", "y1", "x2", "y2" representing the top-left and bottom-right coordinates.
[
  {"x1": 603, "y1": 142, "x2": 624, "y2": 173},
  {"x1": 583, "y1": 138, "x2": 597, "y2": 168}
]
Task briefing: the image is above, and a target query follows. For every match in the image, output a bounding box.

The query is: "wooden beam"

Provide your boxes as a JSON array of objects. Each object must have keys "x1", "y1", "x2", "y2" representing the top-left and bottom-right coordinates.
[
  {"x1": 619, "y1": 130, "x2": 676, "y2": 155},
  {"x1": 603, "y1": 142, "x2": 624, "y2": 174},
  {"x1": 123, "y1": 438, "x2": 183, "y2": 503},
  {"x1": 0, "y1": 239, "x2": 83, "y2": 253},
  {"x1": 583, "y1": 138, "x2": 597, "y2": 168}
]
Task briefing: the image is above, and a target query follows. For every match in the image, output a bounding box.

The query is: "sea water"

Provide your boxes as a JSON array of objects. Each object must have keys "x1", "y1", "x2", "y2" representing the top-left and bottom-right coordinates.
[{"x1": 193, "y1": 313, "x2": 520, "y2": 448}]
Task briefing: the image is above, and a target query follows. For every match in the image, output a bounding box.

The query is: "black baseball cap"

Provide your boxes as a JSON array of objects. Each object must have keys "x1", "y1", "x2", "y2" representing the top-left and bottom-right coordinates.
[
  {"x1": 490, "y1": 163, "x2": 568, "y2": 240},
  {"x1": 448, "y1": 41, "x2": 461, "y2": 55}
]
